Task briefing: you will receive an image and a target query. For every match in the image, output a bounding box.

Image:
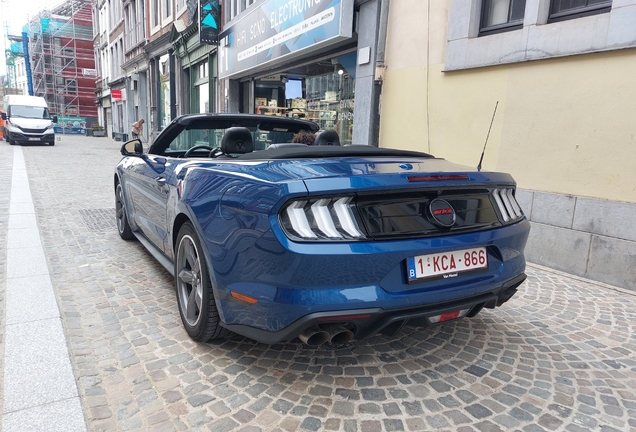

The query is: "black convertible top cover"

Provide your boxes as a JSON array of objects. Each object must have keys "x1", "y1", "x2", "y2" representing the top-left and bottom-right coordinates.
[{"x1": 236, "y1": 145, "x2": 434, "y2": 160}]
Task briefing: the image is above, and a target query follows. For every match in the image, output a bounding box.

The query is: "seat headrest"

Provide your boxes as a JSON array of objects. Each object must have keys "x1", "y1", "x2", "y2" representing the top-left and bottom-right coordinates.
[
  {"x1": 221, "y1": 127, "x2": 253, "y2": 154},
  {"x1": 314, "y1": 130, "x2": 340, "y2": 146}
]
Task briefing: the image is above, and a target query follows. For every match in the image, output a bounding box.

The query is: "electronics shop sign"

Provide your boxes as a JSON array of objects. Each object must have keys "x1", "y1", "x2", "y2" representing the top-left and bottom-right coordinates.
[{"x1": 219, "y1": 0, "x2": 353, "y2": 79}]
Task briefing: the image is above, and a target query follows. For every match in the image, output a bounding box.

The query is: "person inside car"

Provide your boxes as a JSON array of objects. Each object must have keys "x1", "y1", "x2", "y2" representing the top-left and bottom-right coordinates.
[{"x1": 291, "y1": 130, "x2": 316, "y2": 146}]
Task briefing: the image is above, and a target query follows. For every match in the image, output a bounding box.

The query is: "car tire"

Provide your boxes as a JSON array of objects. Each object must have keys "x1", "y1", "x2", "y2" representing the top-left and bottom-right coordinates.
[
  {"x1": 175, "y1": 222, "x2": 228, "y2": 342},
  {"x1": 49, "y1": 141, "x2": 55, "y2": 146},
  {"x1": 115, "y1": 183, "x2": 134, "y2": 240}
]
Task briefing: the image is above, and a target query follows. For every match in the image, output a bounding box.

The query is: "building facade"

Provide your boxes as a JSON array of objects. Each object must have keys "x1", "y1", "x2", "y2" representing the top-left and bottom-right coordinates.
[
  {"x1": 89, "y1": 0, "x2": 390, "y2": 147},
  {"x1": 217, "y1": 0, "x2": 388, "y2": 146},
  {"x1": 93, "y1": 0, "x2": 112, "y2": 134},
  {"x1": 13, "y1": 58, "x2": 28, "y2": 96},
  {"x1": 26, "y1": 0, "x2": 98, "y2": 133},
  {"x1": 380, "y1": 0, "x2": 636, "y2": 289},
  {"x1": 122, "y1": 0, "x2": 150, "y2": 140},
  {"x1": 170, "y1": 0, "x2": 217, "y2": 118},
  {"x1": 92, "y1": 0, "x2": 212, "y2": 140}
]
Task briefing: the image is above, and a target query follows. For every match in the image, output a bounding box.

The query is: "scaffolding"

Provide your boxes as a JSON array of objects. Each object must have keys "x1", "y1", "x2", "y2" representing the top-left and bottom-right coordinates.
[
  {"x1": 2, "y1": 0, "x2": 22, "y2": 90},
  {"x1": 27, "y1": 0, "x2": 97, "y2": 123},
  {"x1": 4, "y1": 34, "x2": 22, "y2": 89}
]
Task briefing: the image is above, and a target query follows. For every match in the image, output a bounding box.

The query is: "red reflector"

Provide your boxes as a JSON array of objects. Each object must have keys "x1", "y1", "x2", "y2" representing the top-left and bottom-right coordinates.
[
  {"x1": 407, "y1": 175, "x2": 469, "y2": 182},
  {"x1": 317, "y1": 314, "x2": 372, "y2": 321},
  {"x1": 438, "y1": 311, "x2": 461, "y2": 322}
]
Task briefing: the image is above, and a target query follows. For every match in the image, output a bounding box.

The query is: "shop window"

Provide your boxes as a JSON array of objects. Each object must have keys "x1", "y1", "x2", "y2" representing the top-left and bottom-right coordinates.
[
  {"x1": 480, "y1": 0, "x2": 526, "y2": 36},
  {"x1": 253, "y1": 52, "x2": 357, "y2": 145},
  {"x1": 160, "y1": 81, "x2": 170, "y2": 126},
  {"x1": 198, "y1": 82, "x2": 209, "y2": 113},
  {"x1": 117, "y1": 103, "x2": 124, "y2": 133},
  {"x1": 304, "y1": 70, "x2": 355, "y2": 143},
  {"x1": 549, "y1": 0, "x2": 611, "y2": 22}
]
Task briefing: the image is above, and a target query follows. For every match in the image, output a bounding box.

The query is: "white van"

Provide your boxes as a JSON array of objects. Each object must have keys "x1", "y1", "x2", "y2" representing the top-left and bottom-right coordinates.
[{"x1": 1, "y1": 95, "x2": 58, "y2": 146}]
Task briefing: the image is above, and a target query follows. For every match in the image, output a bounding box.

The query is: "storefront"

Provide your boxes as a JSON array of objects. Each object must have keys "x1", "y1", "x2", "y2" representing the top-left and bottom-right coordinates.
[
  {"x1": 218, "y1": 0, "x2": 383, "y2": 146},
  {"x1": 109, "y1": 84, "x2": 127, "y2": 141},
  {"x1": 248, "y1": 51, "x2": 356, "y2": 144},
  {"x1": 171, "y1": 19, "x2": 217, "y2": 115},
  {"x1": 145, "y1": 33, "x2": 176, "y2": 140},
  {"x1": 98, "y1": 93, "x2": 112, "y2": 135},
  {"x1": 121, "y1": 61, "x2": 149, "y2": 140}
]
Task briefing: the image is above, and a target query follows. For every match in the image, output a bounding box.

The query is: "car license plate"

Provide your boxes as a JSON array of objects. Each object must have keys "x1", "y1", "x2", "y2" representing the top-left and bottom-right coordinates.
[
  {"x1": 28, "y1": 137, "x2": 40, "y2": 141},
  {"x1": 406, "y1": 247, "x2": 488, "y2": 282}
]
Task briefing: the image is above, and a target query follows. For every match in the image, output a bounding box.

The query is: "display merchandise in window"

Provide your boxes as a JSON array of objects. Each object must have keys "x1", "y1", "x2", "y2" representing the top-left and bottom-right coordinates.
[{"x1": 253, "y1": 53, "x2": 357, "y2": 145}]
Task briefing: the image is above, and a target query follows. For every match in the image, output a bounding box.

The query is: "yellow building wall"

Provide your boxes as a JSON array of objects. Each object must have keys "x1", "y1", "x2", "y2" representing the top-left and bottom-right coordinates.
[{"x1": 380, "y1": 2, "x2": 636, "y2": 204}]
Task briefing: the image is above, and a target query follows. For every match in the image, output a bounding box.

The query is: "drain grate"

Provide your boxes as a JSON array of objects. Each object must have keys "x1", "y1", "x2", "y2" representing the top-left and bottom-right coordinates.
[{"x1": 78, "y1": 208, "x2": 117, "y2": 231}]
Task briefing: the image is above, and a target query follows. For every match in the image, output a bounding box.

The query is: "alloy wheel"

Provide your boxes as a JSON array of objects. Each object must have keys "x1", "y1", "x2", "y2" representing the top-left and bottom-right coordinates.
[
  {"x1": 115, "y1": 183, "x2": 134, "y2": 240},
  {"x1": 176, "y1": 235, "x2": 204, "y2": 327},
  {"x1": 115, "y1": 185, "x2": 126, "y2": 233}
]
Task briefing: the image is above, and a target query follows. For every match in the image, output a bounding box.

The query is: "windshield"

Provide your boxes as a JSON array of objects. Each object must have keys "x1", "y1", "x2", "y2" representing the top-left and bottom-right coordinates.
[
  {"x1": 166, "y1": 126, "x2": 300, "y2": 154},
  {"x1": 149, "y1": 114, "x2": 320, "y2": 156},
  {"x1": 9, "y1": 105, "x2": 50, "y2": 119}
]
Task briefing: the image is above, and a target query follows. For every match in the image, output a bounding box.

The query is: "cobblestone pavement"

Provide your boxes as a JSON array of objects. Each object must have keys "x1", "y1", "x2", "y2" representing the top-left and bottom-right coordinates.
[{"x1": 1, "y1": 135, "x2": 636, "y2": 432}]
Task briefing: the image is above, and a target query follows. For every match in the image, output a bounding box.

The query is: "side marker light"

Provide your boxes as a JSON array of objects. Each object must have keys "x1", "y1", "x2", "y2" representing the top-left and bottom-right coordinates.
[{"x1": 231, "y1": 291, "x2": 258, "y2": 305}]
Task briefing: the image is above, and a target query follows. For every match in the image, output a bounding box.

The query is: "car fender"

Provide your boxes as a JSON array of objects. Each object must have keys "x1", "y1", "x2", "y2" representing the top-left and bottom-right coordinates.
[{"x1": 172, "y1": 167, "x2": 308, "y2": 321}]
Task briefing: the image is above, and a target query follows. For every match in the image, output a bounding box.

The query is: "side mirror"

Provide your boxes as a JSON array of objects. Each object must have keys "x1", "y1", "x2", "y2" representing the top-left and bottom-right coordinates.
[
  {"x1": 1, "y1": 112, "x2": 6, "y2": 120},
  {"x1": 121, "y1": 139, "x2": 144, "y2": 156},
  {"x1": 52, "y1": 115, "x2": 58, "y2": 123}
]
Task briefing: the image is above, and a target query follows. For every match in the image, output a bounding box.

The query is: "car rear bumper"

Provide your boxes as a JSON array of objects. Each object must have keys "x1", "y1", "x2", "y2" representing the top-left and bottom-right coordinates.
[
  {"x1": 211, "y1": 219, "x2": 530, "y2": 343},
  {"x1": 221, "y1": 273, "x2": 527, "y2": 343}
]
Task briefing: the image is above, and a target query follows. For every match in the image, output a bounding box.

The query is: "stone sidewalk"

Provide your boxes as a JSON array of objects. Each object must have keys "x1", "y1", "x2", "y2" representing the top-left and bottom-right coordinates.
[{"x1": 1, "y1": 134, "x2": 635, "y2": 432}]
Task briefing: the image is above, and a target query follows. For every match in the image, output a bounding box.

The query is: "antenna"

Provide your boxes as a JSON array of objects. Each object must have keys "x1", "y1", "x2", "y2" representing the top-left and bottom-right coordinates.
[{"x1": 477, "y1": 101, "x2": 498, "y2": 172}]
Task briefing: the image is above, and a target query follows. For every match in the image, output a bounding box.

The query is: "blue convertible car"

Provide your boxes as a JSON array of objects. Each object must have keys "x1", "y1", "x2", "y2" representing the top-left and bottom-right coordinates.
[{"x1": 115, "y1": 114, "x2": 530, "y2": 346}]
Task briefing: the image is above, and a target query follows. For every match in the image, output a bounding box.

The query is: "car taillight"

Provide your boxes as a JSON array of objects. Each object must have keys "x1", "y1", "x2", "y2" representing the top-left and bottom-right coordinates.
[
  {"x1": 280, "y1": 196, "x2": 367, "y2": 241},
  {"x1": 492, "y1": 188, "x2": 524, "y2": 223}
]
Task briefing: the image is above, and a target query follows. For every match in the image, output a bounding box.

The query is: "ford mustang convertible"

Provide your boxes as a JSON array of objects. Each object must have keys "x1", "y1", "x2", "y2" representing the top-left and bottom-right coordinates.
[{"x1": 115, "y1": 113, "x2": 530, "y2": 346}]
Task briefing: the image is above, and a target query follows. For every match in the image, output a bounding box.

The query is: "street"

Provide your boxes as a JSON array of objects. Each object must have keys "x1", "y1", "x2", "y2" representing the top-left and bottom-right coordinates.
[{"x1": 1, "y1": 134, "x2": 635, "y2": 432}]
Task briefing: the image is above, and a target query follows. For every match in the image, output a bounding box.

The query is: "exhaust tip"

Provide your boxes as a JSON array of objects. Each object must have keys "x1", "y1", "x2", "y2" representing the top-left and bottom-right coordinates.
[
  {"x1": 323, "y1": 324, "x2": 355, "y2": 345},
  {"x1": 299, "y1": 326, "x2": 330, "y2": 346}
]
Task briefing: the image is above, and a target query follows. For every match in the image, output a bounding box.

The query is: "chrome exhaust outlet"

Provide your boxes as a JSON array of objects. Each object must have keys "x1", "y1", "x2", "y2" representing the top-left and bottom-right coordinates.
[
  {"x1": 323, "y1": 324, "x2": 354, "y2": 345},
  {"x1": 298, "y1": 326, "x2": 330, "y2": 346}
]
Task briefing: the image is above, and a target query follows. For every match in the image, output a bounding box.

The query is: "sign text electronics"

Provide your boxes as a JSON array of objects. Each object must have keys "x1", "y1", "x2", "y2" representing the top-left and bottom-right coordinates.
[{"x1": 219, "y1": 0, "x2": 353, "y2": 79}]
